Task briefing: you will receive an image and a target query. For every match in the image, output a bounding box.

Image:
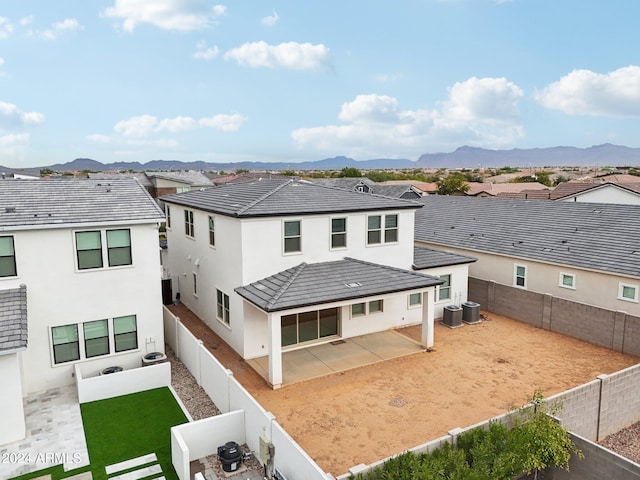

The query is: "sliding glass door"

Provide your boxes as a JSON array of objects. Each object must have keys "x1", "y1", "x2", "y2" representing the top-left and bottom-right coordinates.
[{"x1": 281, "y1": 307, "x2": 339, "y2": 347}]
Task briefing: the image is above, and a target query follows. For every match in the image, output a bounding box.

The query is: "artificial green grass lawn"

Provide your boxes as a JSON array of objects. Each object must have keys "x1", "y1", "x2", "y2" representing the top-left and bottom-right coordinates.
[
  {"x1": 81, "y1": 387, "x2": 188, "y2": 480},
  {"x1": 9, "y1": 387, "x2": 188, "y2": 480}
]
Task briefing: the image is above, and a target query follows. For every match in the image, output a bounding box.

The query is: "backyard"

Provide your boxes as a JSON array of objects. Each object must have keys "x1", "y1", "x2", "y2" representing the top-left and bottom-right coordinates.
[{"x1": 174, "y1": 306, "x2": 640, "y2": 476}]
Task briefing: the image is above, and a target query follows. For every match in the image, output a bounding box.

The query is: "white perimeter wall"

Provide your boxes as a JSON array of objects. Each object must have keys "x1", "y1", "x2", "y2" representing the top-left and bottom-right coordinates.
[
  {"x1": 416, "y1": 241, "x2": 640, "y2": 317},
  {"x1": 0, "y1": 353, "x2": 26, "y2": 444},
  {"x1": 3, "y1": 223, "x2": 165, "y2": 394}
]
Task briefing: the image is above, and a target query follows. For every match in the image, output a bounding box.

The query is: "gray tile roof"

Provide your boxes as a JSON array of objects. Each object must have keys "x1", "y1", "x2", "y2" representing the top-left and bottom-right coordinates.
[
  {"x1": 0, "y1": 285, "x2": 27, "y2": 353},
  {"x1": 414, "y1": 195, "x2": 640, "y2": 278},
  {"x1": 161, "y1": 178, "x2": 421, "y2": 218},
  {"x1": 372, "y1": 184, "x2": 421, "y2": 199},
  {"x1": 235, "y1": 257, "x2": 443, "y2": 312},
  {"x1": 88, "y1": 172, "x2": 153, "y2": 187},
  {"x1": 413, "y1": 246, "x2": 477, "y2": 270},
  {"x1": 146, "y1": 170, "x2": 213, "y2": 186},
  {"x1": 0, "y1": 179, "x2": 165, "y2": 228}
]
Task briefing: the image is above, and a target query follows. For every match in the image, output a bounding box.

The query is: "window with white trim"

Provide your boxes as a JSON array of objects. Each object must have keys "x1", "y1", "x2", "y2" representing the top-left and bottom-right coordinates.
[
  {"x1": 114, "y1": 315, "x2": 138, "y2": 352},
  {"x1": 514, "y1": 264, "x2": 527, "y2": 288},
  {"x1": 284, "y1": 220, "x2": 301, "y2": 253},
  {"x1": 331, "y1": 218, "x2": 347, "y2": 249},
  {"x1": 0, "y1": 235, "x2": 17, "y2": 277},
  {"x1": 52, "y1": 324, "x2": 80, "y2": 364},
  {"x1": 166, "y1": 205, "x2": 171, "y2": 229},
  {"x1": 409, "y1": 292, "x2": 422, "y2": 307},
  {"x1": 76, "y1": 229, "x2": 132, "y2": 270},
  {"x1": 76, "y1": 231, "x2": 103, "y2": 270},
  {"x1": 367, "y1": 214, "x2": 398, "y2": 245},
  {"x1": 208, "y1": 216, "x2": 215, "y2": 246},
  {"x1": 351, "y1": 303, "x2": 366, "y2": 317},
  {"x1": 192, "y1": 272, "x2": 198, "y2": 297},
  {"x1": 369, "y1": 299, "x2": 384, "y2": 313},
  {"x1": 438, "y1": 274, "x2": 451, "y2": 301},
  {"x1": 619, "y1": 283, "x2": 639, "y2": 302},
  {"x1": 559, "y1": 273, "x2": 575, "y2": 289},
  {"x1": 107, "y1": 229, "x2": 132, "y2": 267},
  {"x1": 217, "y1": 289, "x2": 230, "y2": 325},
  {"x1": 84, "y1": 319, "x2": 109, "y2": 358},
  {"x1": 351, "y1": 299, "x2": 384, "y2": 317},
  {"x1": 184, "y1": 210, "x2": 194, "y2": 237}
]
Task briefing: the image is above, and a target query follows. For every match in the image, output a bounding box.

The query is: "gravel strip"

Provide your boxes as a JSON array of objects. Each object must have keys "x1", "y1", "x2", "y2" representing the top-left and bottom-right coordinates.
[
  {"x1": 166, "y1": 344, "x2": 221, "y2": 420},
  {"x1": 599, "y1": 421, "x2": 640, "y2": 464}
]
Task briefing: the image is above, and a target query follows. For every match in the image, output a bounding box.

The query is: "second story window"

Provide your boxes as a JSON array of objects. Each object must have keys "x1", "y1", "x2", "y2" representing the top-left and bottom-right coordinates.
[
  {"x1": 367, "y1": 214, "x2": 399, "y2": 245},
  {"x1": 331, "y1": 218, "x2": 347, "y2": 249},
  {"x1": 385, "y1": 214, "x2": 398, "y2": 242},
  {"x1": 184, "y1": 210, "x2": 194, "y2": 237},
  {"x1": 208, "y1": 216, "x2": 215, "y2": 246},
  {"x1": 107, "y1": 229, "x2": 132, "y2": 267},
  {"x1": 76, "y1": 231, "x2": 103, "y2": 270},
  {"x1": 0, "y1": 236, "x2": 17, "y2": 277},
  {"x1": 284, "y1": 220, "x2": 301, "y2": 253},
  {"x1": 166, "y1": 205, "x2": 171, "y2": 229}
]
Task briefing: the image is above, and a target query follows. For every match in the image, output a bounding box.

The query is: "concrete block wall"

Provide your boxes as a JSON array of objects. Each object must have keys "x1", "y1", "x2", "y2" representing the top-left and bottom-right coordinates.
[
  {"x1": 545, "y1": 433, "x2": 640, "y2": 480},
  {"x1": 600, "y1": 364, "x2": 640, "y2": 438},
  {"x1": 547, "y1": 380, "x2": 601, "y2": 440},
  {"x1": 548, "y1": 298, "x2": 615, "y2": 349},
  {"x1": 490, "y1": 283, "x2": 543, "y2": 328},
  {"x1": 624, "y1": 314, "x2": 640, "y2": 356}
]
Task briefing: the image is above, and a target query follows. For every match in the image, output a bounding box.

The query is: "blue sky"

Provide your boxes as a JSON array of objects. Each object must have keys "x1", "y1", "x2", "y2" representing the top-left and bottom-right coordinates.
[{"x1": 1, "y1": 0, "x2": 640, "y2": 168}]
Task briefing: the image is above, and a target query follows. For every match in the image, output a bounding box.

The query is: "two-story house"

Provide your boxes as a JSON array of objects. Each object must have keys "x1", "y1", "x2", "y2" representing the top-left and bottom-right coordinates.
[
  {"x1": 0, "y1": 178, "x2": 166, "y2": 444},
  {"x1": 161, "y1": 178, "x2": 453, "y2": 388}
]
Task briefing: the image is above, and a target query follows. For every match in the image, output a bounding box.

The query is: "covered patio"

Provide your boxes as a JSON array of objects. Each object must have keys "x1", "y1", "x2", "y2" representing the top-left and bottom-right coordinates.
[{"x1": 247, "y1": 329, "x2": 426, "y2": 385}]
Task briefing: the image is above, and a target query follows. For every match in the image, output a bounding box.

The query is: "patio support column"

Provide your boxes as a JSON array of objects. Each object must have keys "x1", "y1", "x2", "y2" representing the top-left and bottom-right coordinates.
[
  {"x1": 267, "y1": 312, "x2": 283, "y2": 389},
  {"x1": 421, "y1": 289, "x2": 435, "y2": 348}
]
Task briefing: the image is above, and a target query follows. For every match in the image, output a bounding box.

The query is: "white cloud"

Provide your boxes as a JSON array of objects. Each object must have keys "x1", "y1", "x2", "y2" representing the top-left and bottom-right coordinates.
[
  {"x1": 224, "y1": 41, "x2": 332, "y2": 71},
  {"x1": 0, "y1": 101, "x2": 46, "y2": 128},
  {"x1": 42, "y1": 18, "x2": 82, "y2": 40},
  {"x1": 19, "y1": 16, "x2": 34, "y2": 27},
  {"x1": 157, "y1": 116, "x2": 198, "y2": 132},
  {"x1": 86, "y1": 134, "x2": 112, "y2": 143},
  {"x1": 114, "y1": 114, "x2": 158, "y2": 137},
  {"x1": 0, "y1": 17, "x2": 14, "y2": 39},
  {"x1": 199, "y1": 113, "x2": 247, "y2": 131},
  {"x1": 102, "y1": 0, "x2": 227, "y2": 32},
  {"x1": 261, "y1": 9, "x2": 279, "y2": 27},
  {"x1": 0, "y1": 133, "x2": 29, "y2": 157},
  {"x1": 193, "y1": 40, "x2": 219, "y2": 60},
  {"x1": 535, "y1": 66, "x2": 640, "y2": 117},
  {"x1": 292, "y1": 76, "x2": 524, "y2": 158}
]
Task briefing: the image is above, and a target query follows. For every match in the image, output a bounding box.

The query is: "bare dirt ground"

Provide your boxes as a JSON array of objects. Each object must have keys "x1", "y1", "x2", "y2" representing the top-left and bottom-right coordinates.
[{"x1": 170, "y1": 305, "x2": 639, "y2": 477}]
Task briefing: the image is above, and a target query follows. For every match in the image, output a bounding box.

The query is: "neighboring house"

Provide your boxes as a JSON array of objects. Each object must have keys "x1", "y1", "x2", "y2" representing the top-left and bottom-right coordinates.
[
  {"x1": 553, "y1": 182, "x2": 640, "y2": 205},
  {"x1": 161, "y1": 178, "x2": 448, "y2": 388},
  {"x1": 309, "y1": 177, "x2": 376, "y2": 193},
  {"x1": 145, "y1": 171, "x2": 213, "y2": 196},
  {"x1": 88, "y1": 172, "x2": 154, "y2": 196},
  {"x1": 465, "y1": 182, "x2": 550, "y2": 197},
  {"x1": 370, "y1": 184, "x2": 422, "y2": 199},
  {"x1": 0, "y1": 179, "x2": 166, "y2": 444},
  {"x1": 208, "y1": 172, "x2": 291, "y2": 185},
  {"x1": 377, "y1": 180, "x2": 438, "y2": 196},
  {"x1": 414, "y1": 195, "x2": 640, "y2": 318}
]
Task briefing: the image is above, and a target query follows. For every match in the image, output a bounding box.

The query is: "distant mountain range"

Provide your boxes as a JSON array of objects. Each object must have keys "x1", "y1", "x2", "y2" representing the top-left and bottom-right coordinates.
[{"x1": 3, "y1": 144, "x2": 640, "y2": 175}]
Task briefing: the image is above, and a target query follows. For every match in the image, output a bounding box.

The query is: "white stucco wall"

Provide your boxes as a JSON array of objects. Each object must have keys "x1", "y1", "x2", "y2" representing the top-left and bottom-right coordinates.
[
  {"x1": 1, "y1": 222, "x2": 164, "y2": 394},
  {"x1": 562, "y1": 186, "x2": 640, "y2": 205},
  {"x1": 416, "y1": 241, "x2": 640, "y2": 317},
  {"x1": 0, "y1": 353, "x2": 26, "y2": 444},
  {"x1": 414, "y1": 263, "x2": 471, "y2": 319}
]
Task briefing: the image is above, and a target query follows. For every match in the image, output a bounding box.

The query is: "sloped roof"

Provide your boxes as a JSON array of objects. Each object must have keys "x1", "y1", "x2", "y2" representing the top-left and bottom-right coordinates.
[
  {"x1": 414, "y1": 195, "x2": 640, "y2": 278},
  {"x1": 0, "y1": 178, "x2": 165, "y2": 228},
  {"x1": 372, "y1": 184, "x2": 420, "y2": 199},
  {"x1": 88, "y1": 172, "x2": 153, "y2": 187},
  {"x1": 0, "y1": 285, "x2": 27, "y2": 353},
  {"x1": 161, "y1": 178, "x2": 421, "y2": 218},
  {"x1": 496, "y1": 190, "x2": 554, "y2": 200},
  {"x1": 146, "y1": 170, "x2": 213, "y2": 186},
  {"x1": 552, "y1": 182, "x2": 640, "y2": 200},
  {"x1": 413, "y1": 246, "x2": 477, "y2": 270},
  {"x1": 309, "y1": 178, "x2": 376, "y2": 190},
  {"x1": 235, "y1": 258, "x2": 443, "y2": 312},
  {"x1": 465, "y1": 182, "x2": 549, "y2": 196}
]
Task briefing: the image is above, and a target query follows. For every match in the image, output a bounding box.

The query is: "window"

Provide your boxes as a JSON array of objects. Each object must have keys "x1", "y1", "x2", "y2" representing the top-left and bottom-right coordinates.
[
  {"x1": 438, "y1": 274, "x2": 451, "y2": 301},
  {"x1": 0, "y1": 236, "x2": 17, "y2": 277},
  {"x1": 369, "y1": 299, "x2": 383, "y2": 313},
  {"x1": 107, "y1": 229, "x2": 132, "y2": 267},
  {"x1": 409, "y1": 292, "x2": 422, "y2": 307},
  {"x1": 351, "y1": 303, "x2": 366, "y2": 317},
  {"x1": 384, "y1": 214, "x2": 398, "y2": 243},
  {"x1": 208, "y1": 216, "x2": 215, "y2": 246},
  {"x1": 281, "y1": 308, "x2": 339, "y2": 347},
  {"x1": 52, "y1": 324, "x2": 80, "y2": 364},
  {"x1": 331, "y1": 218, "x2": 347, "y2": 249},
  {"x1": 113, "y1": 315, "x2": 138, "y2": 352},
  {"x1": 76, "y1": 231, "x2": 103, "y2": 270},
  {"x1": 192, "y1": 272, "x2": 198, "y2": 297},
  {"x1": 217, "y1": 289, "x2": 230, "y2": 325},
  {"x1": 184, "y1": 210, "x2": 194, "y2": 237},
  {"x1": 166, "y1": 205, "x2": 171, "y2": 229},
  {"x1": 559, "y1": 273, "x2": 575, "y2": 289},
  {"x1": 619, "y1": 283, "x2": 639, "y2": 302},
  {"x1": 367, "y1": 214, "x2": 398, "y2": 245},
  {"x1": 176, "y1": 186, "x2": 190, "y2": 193},
  {"x1": 84, "y1": 320, "x2": 109, "y2": 358},
  {"x1": 514, "y1": 265, "x2": 527, "y2": 288},
  {"x1": 284, "y1": 220, "x2": 301, "y2": 253}
]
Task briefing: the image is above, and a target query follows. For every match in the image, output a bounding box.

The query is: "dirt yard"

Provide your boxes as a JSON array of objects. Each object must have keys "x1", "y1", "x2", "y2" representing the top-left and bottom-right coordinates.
[{"x1": 171, "y1": 305, "x2": 639, "y2": 477}]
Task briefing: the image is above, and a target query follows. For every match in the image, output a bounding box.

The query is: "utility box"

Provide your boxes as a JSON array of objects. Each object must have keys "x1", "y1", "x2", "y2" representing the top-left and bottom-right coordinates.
[
  {"x1": 462, "y1": 301, "x2": 481, "y2": 324},
  {"x1": 258, "y1": 435, "x2": 273, "y2": 464},
  {"x1": 442, "y1": 305, "x2": 463, "y2": 328}
]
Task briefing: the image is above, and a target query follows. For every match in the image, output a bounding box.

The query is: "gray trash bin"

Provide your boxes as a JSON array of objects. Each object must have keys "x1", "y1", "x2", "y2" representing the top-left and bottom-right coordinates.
[
  {"x1": 462, "y1": 301, "x2": 481, "y2": 324},
  {"x1": 443, "y1": 305, "x2": 463, "y2": 328}
]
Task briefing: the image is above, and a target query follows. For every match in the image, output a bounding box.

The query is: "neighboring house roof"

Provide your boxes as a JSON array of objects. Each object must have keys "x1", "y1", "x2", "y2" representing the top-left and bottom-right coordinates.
[
  {"x1": 496, "y1": 189, "x2": 555, "y2": 200},
  {"x1": 465, "y1": 182, "x2": 549, "y2": 196},
  {"x1": 414, "y1": 195, "x2": 640, "y2": 278},
  {"x1": 378, "y1": 181, "x2": 438, "y2": 195},
  {"x1": 146, "y1": 170, "x2": 213, "y2": 187},
  {"x1": 371, "y1": 184, "x2": 421, "y2": 199},
  {"x1": 161, "y1": 178, "x2": 421, "y2": 218},
  {"x1": 0, "y1": 285, "x2": 27, "y2": 353},
  {"x1": 235, "y1": 257, "x2": 443, "y2": 312},
  {"x1": 552, "y1": 182, "x2": 640, "y2": 200},
  {"x1": 309, "y1": 177, "x2": 376, "y2": 191},
  {"x1": 0, "y1": 178, "x2": 165, "y2": 228},
  {"x1": 209, "y1": 172, "x2": 290, "y2": 185},
  {"x1": 88, "y1": 172, "x2": 153, "y2": 188},
  {"x1": 413, "y1": 246, "x2": 477, "y2": 270}
]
